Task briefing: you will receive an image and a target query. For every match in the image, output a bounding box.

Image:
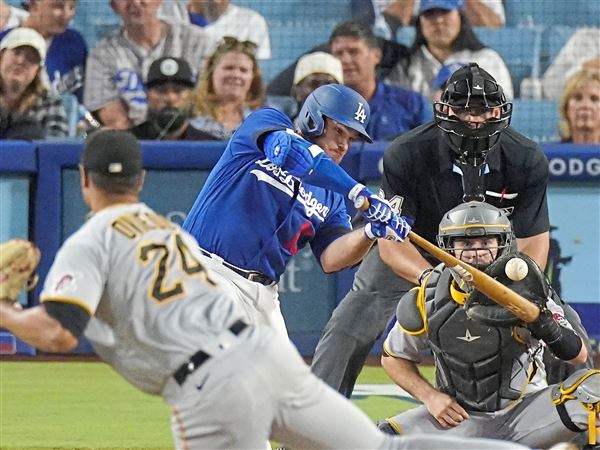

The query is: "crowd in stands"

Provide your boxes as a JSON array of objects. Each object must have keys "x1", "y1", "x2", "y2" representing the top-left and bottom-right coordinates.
[{"x1": 0, "y1": 0, "x2": 598, "y2": 144}]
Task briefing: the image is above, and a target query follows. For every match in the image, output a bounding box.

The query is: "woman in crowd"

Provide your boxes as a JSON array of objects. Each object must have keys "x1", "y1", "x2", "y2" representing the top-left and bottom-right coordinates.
[
  {"x1": 385, "y1": 0, "x2": 513, "y2": 100},
  {"x1": 559, "y1": 68, "x2": 600, "y2": 144},
  {"x1": 0, "y1": 27, "x2": 68, "y2": 138},
  {"x1": 191, "y1": 36, "x2": 264, "y2": 139}
]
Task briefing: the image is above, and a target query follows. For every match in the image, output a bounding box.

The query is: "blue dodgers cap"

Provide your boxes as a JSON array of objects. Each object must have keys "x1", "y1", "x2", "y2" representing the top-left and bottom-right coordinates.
[
  {"x1": 419, "y1": 0, "x2": 464, "y2": 14},
  {"x1": 434, "y1": 62, "x2": 466, "y2": 90}
]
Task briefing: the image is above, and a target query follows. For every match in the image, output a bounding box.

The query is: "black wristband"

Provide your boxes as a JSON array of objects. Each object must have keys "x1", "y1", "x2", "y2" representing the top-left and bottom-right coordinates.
[
  {"x1": 546, "y1": 326, "x2": 583, "y2": 361},
  {"x1": 418, "y1": 268, "x2": 434, "y2": 285}
]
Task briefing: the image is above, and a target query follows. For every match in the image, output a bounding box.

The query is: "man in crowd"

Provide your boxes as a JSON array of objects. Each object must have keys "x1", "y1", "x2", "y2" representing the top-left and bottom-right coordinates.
[
  {"x1": 84, "y1": 0, "x2": 214, "y2": 129},
  {"x1": 329, "y1": 20, "x2": 430, "y2": 140},
  {"x1": 129, "y1": 56, "x2": 214, "y2": 140}
]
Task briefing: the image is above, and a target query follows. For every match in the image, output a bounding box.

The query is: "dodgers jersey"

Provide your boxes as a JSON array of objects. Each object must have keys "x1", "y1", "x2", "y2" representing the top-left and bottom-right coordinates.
[
  {"x1": 183, "y1": 108, "x2": 353, "y2": 282},
  {"x1": 40, "y1": 203, "x2": 244, "y2": 395}
]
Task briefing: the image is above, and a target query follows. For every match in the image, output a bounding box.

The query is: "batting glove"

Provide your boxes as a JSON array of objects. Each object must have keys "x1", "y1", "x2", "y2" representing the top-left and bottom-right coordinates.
[
  {"x1": 364, "y1": 213, "x2": 411, "y2": 242},
  {"x1": 348, "y1": 184, "x2": 393, "y2": 223}
]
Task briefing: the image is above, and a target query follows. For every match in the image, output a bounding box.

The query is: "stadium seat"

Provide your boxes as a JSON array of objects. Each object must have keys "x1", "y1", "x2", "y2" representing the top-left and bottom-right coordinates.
[
  {"x1": 474, "y1": 26, "x2": 543, "y2": 97},
  {"x1": 234, "y1": 0, "x2": 352, "y2": 24},
  {"x1": 70, "y1": 0, "x2": 120, "y2": 49},
  {"x1": 259, "y1": 20, "x2": 339, "y2": 82},
  {"x1": 540, "y1": 26, "x2": 576, "y2": 74},
  {"x1": 504, "y1": 0, "x2": 600, "y2": 27},
  {"x1": 510, "y1": 99, "x2": 560, "y2": 143}
]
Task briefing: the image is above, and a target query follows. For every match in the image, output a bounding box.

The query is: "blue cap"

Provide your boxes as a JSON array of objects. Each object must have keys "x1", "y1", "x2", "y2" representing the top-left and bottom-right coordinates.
[
  {"x1": 419, "y1": 0, "x2": 464, "y2": 15},
  {"x1": 434, "y1": 62, "x2": 465, "y2": 90}
]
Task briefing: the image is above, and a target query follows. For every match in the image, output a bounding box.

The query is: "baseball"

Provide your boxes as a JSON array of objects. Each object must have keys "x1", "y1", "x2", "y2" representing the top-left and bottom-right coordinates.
[{"x1": 505, "y1": 257, "x2": 529, "y2": 281}]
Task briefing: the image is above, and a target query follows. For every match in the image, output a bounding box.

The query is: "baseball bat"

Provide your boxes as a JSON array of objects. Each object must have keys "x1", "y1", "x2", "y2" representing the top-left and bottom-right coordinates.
[
  {"x1": 357, "y1": 196, "x2": 539, "y2": 322},
  {"x1": 409, "y1": 231, "x2": 540, "y2": 323}
]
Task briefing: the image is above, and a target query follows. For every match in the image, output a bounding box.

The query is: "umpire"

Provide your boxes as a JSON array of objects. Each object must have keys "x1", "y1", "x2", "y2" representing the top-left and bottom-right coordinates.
[{"x1": 312, "y1": 63, "x2": 553, "y2": 397}]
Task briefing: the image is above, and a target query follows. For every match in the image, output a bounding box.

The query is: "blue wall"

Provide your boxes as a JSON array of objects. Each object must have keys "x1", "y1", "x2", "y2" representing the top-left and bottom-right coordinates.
[{"x1": 1, "y1": 140, "x2": 598, "y2": 355}]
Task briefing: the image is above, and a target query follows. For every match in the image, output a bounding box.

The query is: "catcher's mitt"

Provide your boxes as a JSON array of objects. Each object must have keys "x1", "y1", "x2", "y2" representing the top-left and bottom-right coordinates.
[
  {"x1": 0, "y1": 239, "x2": 41, "y2": 303},
  {"x1": 465, "y1": 251, "x2": 548, "y2": 327}
]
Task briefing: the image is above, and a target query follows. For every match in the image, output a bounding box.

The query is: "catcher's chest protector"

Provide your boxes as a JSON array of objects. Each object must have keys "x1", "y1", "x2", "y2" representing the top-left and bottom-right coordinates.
[{"x1": 426, "y1": 270, "x2": 531, "y2": 412}]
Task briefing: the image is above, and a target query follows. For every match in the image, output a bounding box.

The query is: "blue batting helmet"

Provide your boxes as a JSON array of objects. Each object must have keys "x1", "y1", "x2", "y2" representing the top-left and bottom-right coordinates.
[{"x1": 297, "y1": 84, "x2": 373, "y2": 143}]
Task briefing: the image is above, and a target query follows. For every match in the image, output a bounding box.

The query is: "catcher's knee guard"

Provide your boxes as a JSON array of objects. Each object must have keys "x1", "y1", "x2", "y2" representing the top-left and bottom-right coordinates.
[
  {"x1": 552, "y1": 369, "x2": 600, "y2": 446},
  {"x1": 376, "y1": 418, "x2": 402, "y2": 436}
]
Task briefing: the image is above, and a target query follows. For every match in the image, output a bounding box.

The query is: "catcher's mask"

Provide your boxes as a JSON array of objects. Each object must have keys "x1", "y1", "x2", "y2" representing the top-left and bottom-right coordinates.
[
  {"x1": 434, "y1": 63, "x2": 512, "y2": 167},
  {"x1": 437, "y1": 201, "x2": 513, "y2": 269}
]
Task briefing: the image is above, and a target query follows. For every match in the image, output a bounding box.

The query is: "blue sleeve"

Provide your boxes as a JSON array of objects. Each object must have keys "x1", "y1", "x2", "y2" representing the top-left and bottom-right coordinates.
[
  {"x1": 310, "y1": 198, "x2": 352, "y2": 263},
  {"x1": 228, "y1": 107, "x2": 294, "y2": 156}
]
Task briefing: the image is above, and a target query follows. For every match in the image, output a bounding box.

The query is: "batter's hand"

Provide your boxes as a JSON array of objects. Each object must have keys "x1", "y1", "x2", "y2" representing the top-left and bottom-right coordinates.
[
  {"x1": 423, "y1": 391, "x2": 470, "y2": 429},
  {"x1": 364, "y1": 214, "x2": 411, "y2": 241},
  {"x1": 348, "y1": 184, "x2": 393, "y2": 223}
]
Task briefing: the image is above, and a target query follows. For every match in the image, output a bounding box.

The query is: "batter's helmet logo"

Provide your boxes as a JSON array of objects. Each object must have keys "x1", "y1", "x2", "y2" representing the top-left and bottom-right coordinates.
[{"x1": 354, "y1": 102, "x2": 367, "y2": 124}]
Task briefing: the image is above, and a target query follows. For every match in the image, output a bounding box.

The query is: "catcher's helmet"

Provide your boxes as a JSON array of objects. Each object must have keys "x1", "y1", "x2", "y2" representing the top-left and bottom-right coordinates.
[
  {"x1": 437, "y1": 201, "x2": 513, "y2": 262},
  {"x1": 434, "y1": 63, "x2": 512, "y2": 167},
  {"x1": 297, "y1": 83, "x2": 373, "y2": 143}
]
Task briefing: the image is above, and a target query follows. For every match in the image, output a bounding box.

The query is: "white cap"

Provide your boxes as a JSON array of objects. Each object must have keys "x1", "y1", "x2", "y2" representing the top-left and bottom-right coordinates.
[
  {"x1": 0, "y1": 27, "x2": 47, "y2": 64},
  {"x1": 293, "y1": 51, "x2": 343, "y2": 86}
]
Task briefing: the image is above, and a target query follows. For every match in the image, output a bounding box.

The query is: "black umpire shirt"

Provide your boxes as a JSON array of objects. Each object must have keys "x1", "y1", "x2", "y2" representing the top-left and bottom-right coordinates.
[{"x1": 382, "y1": 122, "x2": 550, "y2": 245}]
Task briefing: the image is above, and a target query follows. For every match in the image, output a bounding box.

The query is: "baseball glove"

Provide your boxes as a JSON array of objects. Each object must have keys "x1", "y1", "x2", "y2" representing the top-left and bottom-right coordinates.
[
  {"x1": 0, "y1": 239, "x2": 41, "y2": 303},
  {"x1": 464, "y1": 251, "x2": 548, "y2": 327}
]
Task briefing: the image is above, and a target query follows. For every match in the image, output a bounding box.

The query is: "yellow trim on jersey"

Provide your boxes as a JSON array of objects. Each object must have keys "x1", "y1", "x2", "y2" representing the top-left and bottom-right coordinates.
[
  {"x1": 449, "y1": 281, "x2": 469, "y2": 305},
  {"x1": 387, "y1": 417, "x2": 405, "y2": 435},
  {"x1": 41, "y1": 297, "x2": 93, "y2": 316}
]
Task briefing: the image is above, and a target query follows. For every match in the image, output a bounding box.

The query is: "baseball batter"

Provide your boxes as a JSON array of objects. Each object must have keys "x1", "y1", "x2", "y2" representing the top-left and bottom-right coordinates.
[
  {"x1": 377, "y1": 202, "x2": 599, "y2": 449},
  {"x1": 0, "y1": 130, "x2": 528, "y2": 450},
  {"x1": 183, "y1": 83, "x2": 411, "y2": 335}
]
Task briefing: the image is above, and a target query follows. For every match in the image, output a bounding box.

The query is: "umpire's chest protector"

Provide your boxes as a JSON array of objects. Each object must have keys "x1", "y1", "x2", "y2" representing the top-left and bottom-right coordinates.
[{"x1": 426, "y1": 271, "x2": 529, "y2": 412}]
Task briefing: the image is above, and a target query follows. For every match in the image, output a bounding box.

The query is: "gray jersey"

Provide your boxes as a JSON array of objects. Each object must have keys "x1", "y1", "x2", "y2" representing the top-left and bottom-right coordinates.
[
  {"x1": 40, "y1": 203, "x2": 243, "y2": 395},
  {"x1": 84, "y1": 23, "x2": 215, "y2": 125}
]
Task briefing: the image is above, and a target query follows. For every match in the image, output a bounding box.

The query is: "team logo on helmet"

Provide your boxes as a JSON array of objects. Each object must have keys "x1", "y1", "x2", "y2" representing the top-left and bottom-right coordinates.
[{"x1": 354, "y1": 102, "x2": 367, "y2": 124}]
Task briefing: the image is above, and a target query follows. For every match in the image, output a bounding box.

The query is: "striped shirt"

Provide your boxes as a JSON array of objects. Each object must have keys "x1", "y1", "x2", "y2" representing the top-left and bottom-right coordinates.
[{"x1": 27, "y1": 90, "x2": 68, "y2": 138}]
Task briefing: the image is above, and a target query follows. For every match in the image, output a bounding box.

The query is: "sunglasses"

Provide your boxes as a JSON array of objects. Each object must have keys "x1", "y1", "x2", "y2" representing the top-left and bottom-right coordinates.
[{"x1": 220, "y1": 36, "x2": 258, "y2": 54}]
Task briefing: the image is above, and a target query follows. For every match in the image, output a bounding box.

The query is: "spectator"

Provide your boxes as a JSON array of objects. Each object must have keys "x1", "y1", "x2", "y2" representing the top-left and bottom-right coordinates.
[
  {"x1": 0, "y1": 0, "x2": 87, "y2": 103},
  {"x1": 84, "y1": 0, "x2": 215, "y2": 130},
  {"x1": 191, "y1": 36, "x2": 264, "y2": 140},
  {"x1": 330, "y1": 20, "x2": 430, "y2": 141},
  {"x1": 385, "y1": 0, "x2": 513, "y2": 100},
  {"x1": 352, "y1": 0, "x2": 505, "y2": 40},
  {"x1": 0, "y1": 0, "x2": 28, "y2": 31},
  {"x1": 0, "y1": 27, "x2": 68, "y2": 137},
  {"x1": 158, "y1": 0, "x2": 271, "y2": 59},
  {"x1": 284, "y1": 51, "x2": 344, "y2": 120},
  {"x1": 542, "y1": 28, "x2": 600, "y2": 100},
  {"x1": 559, "y1": 68, "x2": 600, "y2": 144},
  {"x1": 129, "y1": 56, "x2": 214, "y2": 141}
]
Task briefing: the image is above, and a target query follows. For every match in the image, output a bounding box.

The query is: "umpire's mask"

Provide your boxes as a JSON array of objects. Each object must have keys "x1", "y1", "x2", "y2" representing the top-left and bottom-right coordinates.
[{"x1": 434, "y1": 63, "x2": 512, "y2": 167}]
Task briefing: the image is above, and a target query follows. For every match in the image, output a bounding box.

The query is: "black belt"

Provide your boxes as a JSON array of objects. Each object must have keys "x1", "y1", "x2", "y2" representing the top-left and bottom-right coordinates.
[
  {"x1": 199, "y1": 248, "x2": 275, "y2": 286},
  {"x1": 173, "y1": 319, "x2": 248, "y2": 386}
]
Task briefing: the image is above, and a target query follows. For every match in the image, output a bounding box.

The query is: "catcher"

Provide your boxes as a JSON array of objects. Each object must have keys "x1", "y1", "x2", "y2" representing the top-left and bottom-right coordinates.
[{"x1": 377, "y1": 201, "x2": 599, "y2": 449}]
